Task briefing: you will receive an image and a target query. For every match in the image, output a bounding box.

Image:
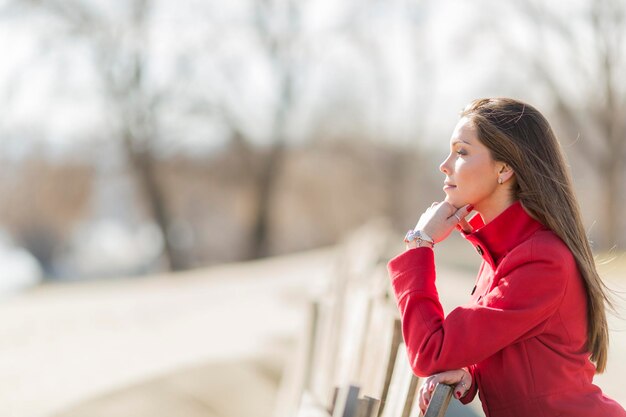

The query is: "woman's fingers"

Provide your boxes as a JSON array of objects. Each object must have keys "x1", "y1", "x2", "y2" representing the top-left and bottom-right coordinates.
[
  {"x1": 418, "y1": 375, "x2": 436, "y2": 412},
  {"x1": 450, "y1": 204, "x2": 474, "y2": 223},
  {"x1": 457, "y1": 217, "x2": 472, "y2": 233},
  {"x1": 453, "y1": 377, "x2": 467, "y2": 399},
  {"x1": 435, "y1": 369, "x2": 471, "y2": 399},
  {"x1": 419, "y1": 369, "x2": 472, "y2": 409},
  {"x1": 450, "y1": 204, "x2": 474, "y2": 232},
  {"x1": 427, "y1": 374, "x2": 434, "y2": 396},
  {"x1": 412, "y1": 202, "x2": 474, "y2": 245},
  {"x1": 418, "y1": 385, "x2": 427, "y2": 412},
  {"x1": 418, "y1": 383, "x2": 427, "y2": 412},
  {"x1": 454, "y1": 369, "x2": 472, "y2": 399}
]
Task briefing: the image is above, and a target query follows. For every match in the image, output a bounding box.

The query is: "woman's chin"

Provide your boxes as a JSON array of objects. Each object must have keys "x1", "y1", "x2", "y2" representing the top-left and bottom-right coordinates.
[{"x1": 444, "y1": 196, "x2": 467, "y2": 209}]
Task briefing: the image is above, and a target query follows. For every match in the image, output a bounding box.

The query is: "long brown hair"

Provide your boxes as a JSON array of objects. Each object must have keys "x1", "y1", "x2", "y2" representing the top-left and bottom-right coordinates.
[{"x1": 461, "y1": 97, "x2": 612, "y2": 373}]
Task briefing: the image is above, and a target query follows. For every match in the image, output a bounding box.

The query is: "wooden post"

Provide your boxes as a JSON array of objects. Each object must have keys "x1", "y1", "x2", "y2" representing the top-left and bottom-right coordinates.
[
  {"x1": 423, "y1": 384, "x2": 453, "y2": 417},
  {"x1": 304, "y1": 301, "x2": 321, "y2": 391},
  {"x1": 329, "y1": 387, "x2": 340, "y2": 415},
  {"x1": 377, "y1": 318, "x2": 403, "y2": 416},
  {"x1": 380, "y1": 344, "x2": 419, "y2": 417},
  {"x1": 332, "y1": 385, "x2": 361, "y2": 417},
  {"x1": 273, "y1": 300, "x2": 321, "y2": 417},
  {"x1": 351, "y1": 300, "x2": 404, "y2": 416},
  {"x1": 356, "y1": 396, "x2": 381, "y2": 417}
]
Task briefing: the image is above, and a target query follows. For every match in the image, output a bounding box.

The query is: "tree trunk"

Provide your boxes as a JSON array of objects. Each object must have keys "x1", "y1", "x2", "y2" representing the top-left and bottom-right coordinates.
[
  {"x1": 125, "y1": 140, "x2": 186, "y2": 271},
  {"x1": 248, "y1": 142, "x2": 285, "y2": 259},
  {"x1": 603, "y1": 158, "x2": 621, "y2": 249}
]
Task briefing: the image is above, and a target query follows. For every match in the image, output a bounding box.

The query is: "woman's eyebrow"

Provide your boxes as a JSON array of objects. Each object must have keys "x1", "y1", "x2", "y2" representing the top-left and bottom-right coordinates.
[{"x1": 451, "y1": 139, "x2": 472, "y2": 146}]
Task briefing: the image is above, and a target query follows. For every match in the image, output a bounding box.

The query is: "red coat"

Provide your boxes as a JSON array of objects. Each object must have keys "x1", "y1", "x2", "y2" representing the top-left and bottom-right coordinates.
[{"x1": 387, "y1": 201, "x2": 625, "y2": 417}]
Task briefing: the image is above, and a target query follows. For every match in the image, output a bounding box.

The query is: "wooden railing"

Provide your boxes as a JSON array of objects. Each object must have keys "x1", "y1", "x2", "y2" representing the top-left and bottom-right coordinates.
[{"x1": 273, "y1": 220, "x2": 456, "y2": 417}]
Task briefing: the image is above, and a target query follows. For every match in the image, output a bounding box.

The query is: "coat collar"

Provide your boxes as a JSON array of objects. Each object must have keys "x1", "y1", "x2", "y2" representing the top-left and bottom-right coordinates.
[{"x1": 460, "y1": 200, "x2": 546, "y2": 268}]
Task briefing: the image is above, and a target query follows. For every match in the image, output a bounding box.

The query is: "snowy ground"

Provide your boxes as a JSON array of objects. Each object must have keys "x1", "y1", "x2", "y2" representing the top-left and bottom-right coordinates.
[{"x1": 0, "y1": 246, "x2": 623, "y2": 417}]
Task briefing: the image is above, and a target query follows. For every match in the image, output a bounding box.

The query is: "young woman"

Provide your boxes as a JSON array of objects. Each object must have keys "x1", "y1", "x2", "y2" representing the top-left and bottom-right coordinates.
[{"x1": 387, "y1": 98, "x2": 625, "y2": 417}]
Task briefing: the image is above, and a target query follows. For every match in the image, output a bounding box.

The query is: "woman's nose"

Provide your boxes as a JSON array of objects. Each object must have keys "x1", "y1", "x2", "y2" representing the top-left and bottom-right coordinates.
[{"x1": 439, "y1": 155, "x2": 451, "y2": 175}]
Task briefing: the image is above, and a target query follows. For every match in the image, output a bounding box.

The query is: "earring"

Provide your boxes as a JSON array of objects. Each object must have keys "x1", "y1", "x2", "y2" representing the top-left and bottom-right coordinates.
[{"x1": 498, "y1": 177, "x2": 503, "y2": 184}]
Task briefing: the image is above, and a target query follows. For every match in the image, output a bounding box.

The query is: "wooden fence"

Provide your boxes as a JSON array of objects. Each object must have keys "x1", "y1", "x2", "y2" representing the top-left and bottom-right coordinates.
[{"x1": 273, "y1": 220, "x2": 455, "y2": 417}]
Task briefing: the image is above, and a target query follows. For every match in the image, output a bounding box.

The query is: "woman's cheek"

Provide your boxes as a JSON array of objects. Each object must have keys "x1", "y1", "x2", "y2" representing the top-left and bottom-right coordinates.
[{"x1": 454, "y1": 159, "x2": 465, "y2": 173}]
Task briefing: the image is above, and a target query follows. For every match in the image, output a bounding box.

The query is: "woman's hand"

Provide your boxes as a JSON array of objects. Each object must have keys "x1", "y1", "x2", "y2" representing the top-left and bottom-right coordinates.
[
  {"x1": 414, "y1": 202, "x2": 473, "y2": 244},
  {"x1": 417, "y1": 368, "x2": 472, "y2": 414}
]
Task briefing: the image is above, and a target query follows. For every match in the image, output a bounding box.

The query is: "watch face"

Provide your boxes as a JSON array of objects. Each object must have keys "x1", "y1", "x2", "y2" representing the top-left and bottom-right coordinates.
[{"x1": 404, "y1": 229, "x2": 433, "y2": 247}]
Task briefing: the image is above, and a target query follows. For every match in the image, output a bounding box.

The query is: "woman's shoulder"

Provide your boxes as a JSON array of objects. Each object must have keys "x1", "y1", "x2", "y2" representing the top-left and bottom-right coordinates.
[{"x1": 501, "y1": 228, "x2": 577, "y2": 273}]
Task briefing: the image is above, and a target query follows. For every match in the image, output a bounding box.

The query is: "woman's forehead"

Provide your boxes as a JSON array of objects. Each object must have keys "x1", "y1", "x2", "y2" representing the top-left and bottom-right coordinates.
[{"x1": 450, "y1": 117, "x2": 477, "y2": 144}]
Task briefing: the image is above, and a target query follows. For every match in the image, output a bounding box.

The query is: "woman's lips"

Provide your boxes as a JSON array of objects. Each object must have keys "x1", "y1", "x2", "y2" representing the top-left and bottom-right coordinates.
[{"x1": 443, "y1": 184, "x2": 457, "y2": 191}]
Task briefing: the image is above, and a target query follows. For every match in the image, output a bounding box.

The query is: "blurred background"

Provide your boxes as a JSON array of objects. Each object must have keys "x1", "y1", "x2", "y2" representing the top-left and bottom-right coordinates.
[{"x1": 0, "y1": 0, "x2": 624, "y2": 416}]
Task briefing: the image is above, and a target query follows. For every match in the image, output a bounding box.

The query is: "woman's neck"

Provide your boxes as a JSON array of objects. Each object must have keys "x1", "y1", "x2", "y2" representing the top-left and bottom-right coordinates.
[{"x1": 475, "y1": 197, "x2": 517, "y2": 224}]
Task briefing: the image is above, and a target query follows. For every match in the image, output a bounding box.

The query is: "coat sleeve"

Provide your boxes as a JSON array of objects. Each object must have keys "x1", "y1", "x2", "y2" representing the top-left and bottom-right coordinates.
[{"x1": 387, "y1": 240, "x2": 570, "y2": 378}]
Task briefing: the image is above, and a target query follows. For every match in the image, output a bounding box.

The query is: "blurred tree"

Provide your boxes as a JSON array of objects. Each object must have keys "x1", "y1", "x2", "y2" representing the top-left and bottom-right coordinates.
[
  {"x1": 4, "y1": 0, "x2": 437, "y2": 267},
  {"x1": 9, "y1": 0, "x2": 187, "y2": 270},
  {"x1": 222, "y1": 0, "x2": 434, "y2": 259},
  {"x1": 169, "y1": 0, "x2": 299, "y2": 260},
  {"x1": 0, "y1": 157, "x2": 93, "y2": 275},
  {"x1": 245, "y1": 0, "x2": 298, "y2": 259},
  {"x1": 490, "y1": 0, "x2": 626, "y2": 248}
]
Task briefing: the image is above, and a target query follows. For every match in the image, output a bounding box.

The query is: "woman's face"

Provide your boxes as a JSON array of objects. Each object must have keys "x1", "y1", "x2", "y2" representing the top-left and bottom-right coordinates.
[{"x1": 439, "y1": 117, "x2": 502, "y2": 210}]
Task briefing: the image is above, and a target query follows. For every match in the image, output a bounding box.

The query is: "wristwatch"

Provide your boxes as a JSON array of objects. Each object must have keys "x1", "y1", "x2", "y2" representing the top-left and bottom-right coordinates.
[{"x1": 404, "y1": 229, "x2": 435, "y2": 248}]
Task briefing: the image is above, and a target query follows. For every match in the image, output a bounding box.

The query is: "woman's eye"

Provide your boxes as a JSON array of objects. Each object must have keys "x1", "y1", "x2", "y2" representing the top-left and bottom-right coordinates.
[{"x1": 456, "y1": 149, "x2": 466, "y2": 156}]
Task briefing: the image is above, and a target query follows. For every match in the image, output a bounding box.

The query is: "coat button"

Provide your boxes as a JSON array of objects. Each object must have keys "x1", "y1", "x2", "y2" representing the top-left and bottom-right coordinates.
[{"x1": 476, "y1": 245, "x2": 484, "y2": 255}]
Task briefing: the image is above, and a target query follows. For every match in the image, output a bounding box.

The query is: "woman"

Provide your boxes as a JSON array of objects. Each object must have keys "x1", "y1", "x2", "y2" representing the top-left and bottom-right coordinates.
[{"x1": 387, "y1": 98, "x2": 625, "y2": 417}]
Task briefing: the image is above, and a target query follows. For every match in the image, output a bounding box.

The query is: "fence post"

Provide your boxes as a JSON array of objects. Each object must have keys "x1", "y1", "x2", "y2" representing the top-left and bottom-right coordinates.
[{"x1": 423, "y1": 384, "x2": 453, "y2": 417}]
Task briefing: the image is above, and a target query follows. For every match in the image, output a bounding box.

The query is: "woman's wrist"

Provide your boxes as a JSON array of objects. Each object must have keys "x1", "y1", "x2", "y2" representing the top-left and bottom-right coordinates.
[
  {"x1": 404, "y1": 229, "x2": 435, "y2": 250},
  {"x1": 405, "y1": 240, "x2": 435, "y2": 250}
]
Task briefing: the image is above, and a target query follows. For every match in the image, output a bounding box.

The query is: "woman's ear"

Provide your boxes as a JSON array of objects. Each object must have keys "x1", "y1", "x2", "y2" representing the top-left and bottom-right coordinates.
[{"x1": 497, "y1": 163, "x2": 515, "y2": 184}]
